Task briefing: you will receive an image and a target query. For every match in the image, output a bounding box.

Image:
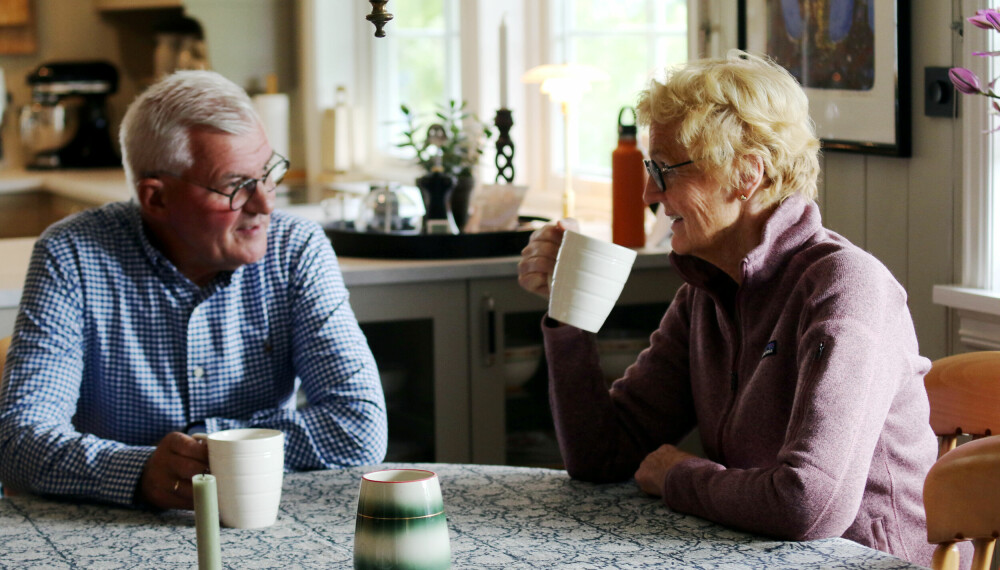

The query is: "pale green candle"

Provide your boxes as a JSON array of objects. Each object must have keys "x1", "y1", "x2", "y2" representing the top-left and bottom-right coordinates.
[{"x1": 192, "y1": 474, "x2": 222, "y2": 570}]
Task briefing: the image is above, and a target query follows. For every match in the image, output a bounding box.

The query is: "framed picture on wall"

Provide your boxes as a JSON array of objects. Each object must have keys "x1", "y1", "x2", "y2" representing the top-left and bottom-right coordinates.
[{"x1": 738, "y1": 0, "x2": 910, "y2": 157}]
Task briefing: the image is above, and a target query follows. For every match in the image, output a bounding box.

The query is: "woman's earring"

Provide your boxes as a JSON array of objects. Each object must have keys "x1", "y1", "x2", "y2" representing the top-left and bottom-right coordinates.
[{"x1": 739, "y1": 194, "x2": 748, "y2": 201}]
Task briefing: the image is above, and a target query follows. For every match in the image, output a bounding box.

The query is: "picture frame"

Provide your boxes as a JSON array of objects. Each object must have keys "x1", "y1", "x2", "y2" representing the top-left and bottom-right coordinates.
[{"x1": 738, "y1": 0, "x2": 910, "y2": 157}]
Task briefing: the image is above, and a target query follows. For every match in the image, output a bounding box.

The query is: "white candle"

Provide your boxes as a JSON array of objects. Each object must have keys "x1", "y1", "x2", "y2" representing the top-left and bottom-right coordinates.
[
  {"x1": 193, "y1": 474, "x2": 222, "y2": 570},
  {"x1": 499, "y1": 15, "x2": 508, "y2": 109}
]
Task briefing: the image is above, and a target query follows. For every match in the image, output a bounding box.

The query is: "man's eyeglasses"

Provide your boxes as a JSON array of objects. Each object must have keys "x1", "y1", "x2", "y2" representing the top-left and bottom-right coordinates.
[
  {"x1": 148, "y1": 151, "x2": 290, "y2": 210},
  {"x1": 643, "y1": 158, "x2": 694, "y2": 191}
]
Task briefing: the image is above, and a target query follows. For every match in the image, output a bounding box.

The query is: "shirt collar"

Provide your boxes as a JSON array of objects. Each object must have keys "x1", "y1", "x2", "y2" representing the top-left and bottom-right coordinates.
[{"x1": 128, "y1": 200, "x2": 241, "y2": 293}]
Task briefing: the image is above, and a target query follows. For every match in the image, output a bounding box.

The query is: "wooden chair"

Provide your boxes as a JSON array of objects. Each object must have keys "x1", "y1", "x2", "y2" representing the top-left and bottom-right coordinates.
[
  {"x1": 0, "y1": 336, "x2": 9, "y2": 498},
  {"x1": 924, "y1": 351, "x2": 1000, "y2": 458},
  {"x1": 0, "y1": 335, "x2": 9, "y2": 390},
  {"x1": 924, "y1": 434, "x2": 1000, "y2": 570},
  {"x1": 922, "y1": 351, "x2": 1000, "y2": 570}
]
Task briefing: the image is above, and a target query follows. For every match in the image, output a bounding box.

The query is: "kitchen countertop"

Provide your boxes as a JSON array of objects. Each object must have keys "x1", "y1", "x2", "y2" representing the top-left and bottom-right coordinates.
[
  {"x1": 0, "y1": 169, "x2": 671, "y2": 307},
  {"x1": 0, "y1": 167, "x2": 132, "y2": 204}
]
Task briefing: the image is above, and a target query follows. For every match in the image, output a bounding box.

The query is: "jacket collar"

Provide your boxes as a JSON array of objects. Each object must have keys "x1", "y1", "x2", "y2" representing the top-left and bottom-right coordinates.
[{"x1": 670, "y1": 194, "x2": 821, "y2": 293}]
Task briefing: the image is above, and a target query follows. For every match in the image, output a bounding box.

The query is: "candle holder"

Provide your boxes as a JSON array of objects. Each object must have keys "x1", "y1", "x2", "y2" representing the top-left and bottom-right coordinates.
[{"x1": 494, "y1": 108, "x2": 514, "y2": 184}]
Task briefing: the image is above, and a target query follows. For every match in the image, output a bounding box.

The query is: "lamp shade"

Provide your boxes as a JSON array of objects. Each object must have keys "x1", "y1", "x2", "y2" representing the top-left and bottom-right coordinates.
[{"x1": 522, "y1": 63, "x2": 609, "y2": 104}]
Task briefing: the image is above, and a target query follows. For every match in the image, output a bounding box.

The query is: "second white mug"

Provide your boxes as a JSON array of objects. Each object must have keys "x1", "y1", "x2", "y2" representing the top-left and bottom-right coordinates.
[{"x1": 193, "y1": 428, "x2": 285, "y2": 529}]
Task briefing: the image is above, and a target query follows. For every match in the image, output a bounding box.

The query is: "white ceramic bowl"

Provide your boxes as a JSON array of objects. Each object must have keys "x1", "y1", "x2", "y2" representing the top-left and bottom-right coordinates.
[{"x1": 503, "y1": 345, "x2": 542, "y2": 390}]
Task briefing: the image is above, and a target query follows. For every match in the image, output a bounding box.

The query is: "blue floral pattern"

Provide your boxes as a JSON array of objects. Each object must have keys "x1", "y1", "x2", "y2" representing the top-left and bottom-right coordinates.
[{"x1": 0, "y1": 463, "x2": 927, "y2": 569}]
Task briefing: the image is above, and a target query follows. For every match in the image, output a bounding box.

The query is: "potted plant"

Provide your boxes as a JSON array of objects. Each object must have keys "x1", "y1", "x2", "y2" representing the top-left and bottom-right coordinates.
[{"x1": 398, "y1": 100, "x2": 493, "y2": 230}]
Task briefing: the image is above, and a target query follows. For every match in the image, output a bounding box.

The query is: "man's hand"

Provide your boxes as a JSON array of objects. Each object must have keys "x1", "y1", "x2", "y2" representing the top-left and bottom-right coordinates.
[
  {"x1": 138, "y1": 431, "x2": 210, "y2": 510},
  {"x1": 634, "y1": 443, "x2": 698, "y2": 497}
]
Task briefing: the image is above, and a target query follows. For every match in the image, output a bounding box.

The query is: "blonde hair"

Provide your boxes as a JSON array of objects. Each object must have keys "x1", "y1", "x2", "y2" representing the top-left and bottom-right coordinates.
[{"x1": 636, "y1": 50, "x2": 820, "y2": 205}]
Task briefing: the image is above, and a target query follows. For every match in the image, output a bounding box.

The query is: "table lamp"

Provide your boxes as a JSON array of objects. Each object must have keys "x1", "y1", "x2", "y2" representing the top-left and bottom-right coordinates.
[{"x1": 522, "y1": 63, "x2": 609, "y2": 218}]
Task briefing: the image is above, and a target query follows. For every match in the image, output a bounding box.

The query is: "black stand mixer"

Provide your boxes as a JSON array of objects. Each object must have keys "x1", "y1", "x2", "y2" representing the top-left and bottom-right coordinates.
[{"x1": 19, "y1": 61, "x2": 120, "y2": 169}]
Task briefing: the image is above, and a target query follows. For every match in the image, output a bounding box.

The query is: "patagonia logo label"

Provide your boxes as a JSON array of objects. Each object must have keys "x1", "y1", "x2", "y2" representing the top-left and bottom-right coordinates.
[{"x1": 761, "y1": 341, "x2": 777, "y2": 359}]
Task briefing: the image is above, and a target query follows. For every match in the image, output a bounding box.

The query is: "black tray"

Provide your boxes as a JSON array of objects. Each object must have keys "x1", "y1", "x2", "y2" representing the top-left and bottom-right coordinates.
[{"x1": 324, "y1": 217, "x2": 545, "y2": 259}]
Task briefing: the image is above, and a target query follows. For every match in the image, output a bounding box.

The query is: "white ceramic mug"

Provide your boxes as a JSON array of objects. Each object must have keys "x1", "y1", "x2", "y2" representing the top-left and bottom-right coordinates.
[
  {"x1": 194, "y1": 428, "x2": 284, "y2": 529},
  {"x1": 354, "y1": 469, "x2": 451, "y2": 569},
  {"x1": 548, "y1": 230, "x2": 638, "y2": 333}
]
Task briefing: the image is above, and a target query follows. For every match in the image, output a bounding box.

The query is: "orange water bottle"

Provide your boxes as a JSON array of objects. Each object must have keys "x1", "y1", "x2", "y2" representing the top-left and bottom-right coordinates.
[{"x1": 612, "y1": 107, "x2": 646, "y2": 247}]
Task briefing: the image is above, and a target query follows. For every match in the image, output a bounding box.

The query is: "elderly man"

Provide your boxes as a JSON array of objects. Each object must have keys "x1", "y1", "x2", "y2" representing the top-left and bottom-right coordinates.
[{"x1": 0, "y1": 71, "x2": 388, "y2": 510}]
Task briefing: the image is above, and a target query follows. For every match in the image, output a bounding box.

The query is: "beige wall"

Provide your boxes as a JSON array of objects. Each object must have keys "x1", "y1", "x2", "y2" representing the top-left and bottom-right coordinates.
[{"x1": 817, "y1": 0, "x2": 958, "y2": 360}]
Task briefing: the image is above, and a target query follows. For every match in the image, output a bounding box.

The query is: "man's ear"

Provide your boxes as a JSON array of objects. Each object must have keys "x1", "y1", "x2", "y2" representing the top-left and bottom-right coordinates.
[{"x1": 136, "y1": 177, "x2": 167, "y2": 218}]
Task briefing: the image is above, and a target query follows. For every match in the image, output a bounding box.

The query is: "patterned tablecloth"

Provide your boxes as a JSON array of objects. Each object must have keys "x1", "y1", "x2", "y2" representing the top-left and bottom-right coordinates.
[{"x1": 1, "y1": 462, "x2": 928, "y2": 569}]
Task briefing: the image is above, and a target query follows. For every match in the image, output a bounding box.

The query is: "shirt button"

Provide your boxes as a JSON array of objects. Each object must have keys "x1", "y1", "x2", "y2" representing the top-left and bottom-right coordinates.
[{"x1": 193, "y1": 366, "x2": 205, "y2": 378}]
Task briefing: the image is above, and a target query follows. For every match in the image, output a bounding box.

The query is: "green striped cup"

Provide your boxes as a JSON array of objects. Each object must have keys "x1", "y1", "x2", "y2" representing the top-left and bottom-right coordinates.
[{"x1": 354, "y1": 469, "x2": 451, "y2": 570}]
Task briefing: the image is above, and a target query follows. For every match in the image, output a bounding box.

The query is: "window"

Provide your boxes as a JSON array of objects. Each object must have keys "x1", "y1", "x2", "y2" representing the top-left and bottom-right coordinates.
[
  {"x1": 370, "y1": 0, "x2": 461, "y2": 160},
  {"x1": 308, "y1": 0, "x2": 692, "y2": 220},
  {"x1": 957, "y1": 6, "x2": 998, "y2": 292},
  {"x1": 989, "y1": 25, "x2": 1000, "y2": 293},
  {"x1": 930, "y1": 2, "x2": 1000, "y2": 348},
  {"x1": 549, "y1": 0, "x2": 689, "y2": 178}
]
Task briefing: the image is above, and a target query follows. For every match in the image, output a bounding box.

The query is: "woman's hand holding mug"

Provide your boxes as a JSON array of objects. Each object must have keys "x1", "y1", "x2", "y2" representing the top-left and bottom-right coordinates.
[{"x1": 517, "y1": 218, "x2": 579, "y2": 299}]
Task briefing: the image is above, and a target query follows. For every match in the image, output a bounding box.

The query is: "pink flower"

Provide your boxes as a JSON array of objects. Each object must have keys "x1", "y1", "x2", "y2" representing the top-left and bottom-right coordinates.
[
  {"x1": 951, "y1": 67, "x2": 984, "y2": 95},
  {"x1": 969, "y1": 9, "x2": 1000, "y2": 31}
]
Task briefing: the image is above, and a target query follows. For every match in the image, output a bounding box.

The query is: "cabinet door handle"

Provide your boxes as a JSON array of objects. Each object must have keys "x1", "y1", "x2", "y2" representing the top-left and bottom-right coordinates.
[{"x1": 483, "y1": 294, "x2": 496, "y2": 367}]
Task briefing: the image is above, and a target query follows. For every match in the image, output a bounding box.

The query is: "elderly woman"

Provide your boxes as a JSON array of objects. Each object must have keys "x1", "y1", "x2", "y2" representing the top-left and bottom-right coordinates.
[{"x1": 517, "y1": 51, "x2": 937, "y2": 566}]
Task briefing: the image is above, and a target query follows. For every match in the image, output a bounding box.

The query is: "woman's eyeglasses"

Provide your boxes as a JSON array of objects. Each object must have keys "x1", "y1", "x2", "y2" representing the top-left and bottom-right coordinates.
[{"x1": 643, "y1": 159, "x2": 693, "y2": 191}]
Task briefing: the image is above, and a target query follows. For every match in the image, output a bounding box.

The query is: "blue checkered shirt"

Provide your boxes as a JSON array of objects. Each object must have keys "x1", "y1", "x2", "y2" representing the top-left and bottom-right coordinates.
[{"x1": 0, "y1": 201, "x2": 387, "y2": 505}]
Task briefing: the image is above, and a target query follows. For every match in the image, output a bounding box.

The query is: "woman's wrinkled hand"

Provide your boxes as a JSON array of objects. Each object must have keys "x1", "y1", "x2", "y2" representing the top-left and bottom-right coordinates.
[
  {"x1": 634, "y1": 443, "x2": 698, "y2": 497},
  {"x1": 517, "y1": 218, "x2": 579, "y2": 300}
]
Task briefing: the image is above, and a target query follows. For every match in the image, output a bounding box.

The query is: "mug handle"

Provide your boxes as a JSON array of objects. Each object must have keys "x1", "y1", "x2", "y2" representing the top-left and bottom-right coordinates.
[{"x1": 191, "y1": 433, "x2": 212, "y2": 474}]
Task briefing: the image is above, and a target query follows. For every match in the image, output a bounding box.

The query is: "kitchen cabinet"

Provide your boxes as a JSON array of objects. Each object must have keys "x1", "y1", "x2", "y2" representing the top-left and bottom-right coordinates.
[
  {"x1": 468, "y1": 268, "x2": 682, "y2": 466},
  {"x1": 346, "y1": 280, "x2": 470, "y2": 464},
  {"x1": 342, "y1": 258, "x2": 681, "y2": 467}
]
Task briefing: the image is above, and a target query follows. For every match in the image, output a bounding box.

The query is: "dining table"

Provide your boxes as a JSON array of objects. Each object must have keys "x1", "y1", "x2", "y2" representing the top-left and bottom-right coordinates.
[{"x1": 1, "y1": 462, "x2": 928, "y2": 569}]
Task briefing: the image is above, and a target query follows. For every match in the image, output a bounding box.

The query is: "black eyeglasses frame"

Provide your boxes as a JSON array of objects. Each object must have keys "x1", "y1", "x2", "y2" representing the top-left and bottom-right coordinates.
[
  {"x1": 145, "y1": 151, "x2": 290, "y2": 210},
  {"x1": 643, "y1": 158, "x2": 694, "y2": 192}
]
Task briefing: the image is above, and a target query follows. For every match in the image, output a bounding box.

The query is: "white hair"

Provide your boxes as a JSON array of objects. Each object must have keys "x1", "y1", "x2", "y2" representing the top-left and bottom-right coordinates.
[{"x1": 119, "y1": 70, "x2": 260, "y2": 191}]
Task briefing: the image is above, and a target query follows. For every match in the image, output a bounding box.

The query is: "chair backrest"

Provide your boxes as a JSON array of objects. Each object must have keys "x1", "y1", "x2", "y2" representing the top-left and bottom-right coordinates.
[
  {"x1": 924, "y1": 434, "x2": 1000, "y2": 570},
  {"x1": 924, "y1": 351, "x2": 1000, "y2": 458},
  {"x1": 0, "y1": 335, "x2": 9, "y2": 388},
  {"x1": 0, "y1": 336, "x2": 8, "y2": 498}
]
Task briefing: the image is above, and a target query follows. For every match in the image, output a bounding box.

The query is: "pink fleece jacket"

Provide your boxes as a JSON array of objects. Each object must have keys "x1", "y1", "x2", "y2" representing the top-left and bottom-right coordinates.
[{"x1": 542, "y1": 196, "x2": 938, "y2": 566}]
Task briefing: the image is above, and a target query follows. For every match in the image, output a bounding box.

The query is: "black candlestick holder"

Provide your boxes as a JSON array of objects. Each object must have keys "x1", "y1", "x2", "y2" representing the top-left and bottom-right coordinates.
[{"x1": 494, "y1": 108, "x2": 514, "y2": 183}]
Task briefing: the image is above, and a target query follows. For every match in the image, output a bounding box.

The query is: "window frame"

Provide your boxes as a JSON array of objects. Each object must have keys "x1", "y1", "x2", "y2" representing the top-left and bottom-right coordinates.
[
  {"x1": 957, "y1": 1, "x2": 996, "y2": 292},
  {"x1": 302, "y1": 0, "x2": 701, "y2": 219},
  {"x1": 932, "y1": 0, "x2": 1000, "y2": 349}
]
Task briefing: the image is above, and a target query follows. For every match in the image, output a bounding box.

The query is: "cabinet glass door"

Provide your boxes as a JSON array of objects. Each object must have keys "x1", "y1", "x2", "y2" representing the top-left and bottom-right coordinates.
[{"x1": 469, "y1": 267, "x2": 681, "y2": 467}]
